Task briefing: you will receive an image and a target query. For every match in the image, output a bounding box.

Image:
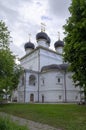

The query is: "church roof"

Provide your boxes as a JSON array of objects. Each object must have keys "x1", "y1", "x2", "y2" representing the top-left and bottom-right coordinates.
[
  {"x1": 41, "y1": 64, "x2": 68, "y2": 72},
  {"x1": 20, "y1": 46, "x2": 62, "y2": 61}
]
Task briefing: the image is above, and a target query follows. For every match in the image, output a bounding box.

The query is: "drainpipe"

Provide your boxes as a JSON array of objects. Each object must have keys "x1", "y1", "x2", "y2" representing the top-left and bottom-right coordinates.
[
  {"x1": 64, "y1": 70, "x2": 67, "y2": 102},
  {"x1": 24, "y1": 70, "x2": 26, "y2": 103},
  {"x1": 38, "y1": 49, "x2": 40, "y2": 102}
]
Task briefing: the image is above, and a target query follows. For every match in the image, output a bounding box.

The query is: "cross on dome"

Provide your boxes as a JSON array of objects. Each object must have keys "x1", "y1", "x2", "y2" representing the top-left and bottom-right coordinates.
[
  {"x1": 41, "y1": 23, "x2": 46, "y2": 32},
  {"x1": 58, "y1": 32, "x2": 60, "y2": 40},
  {"x1": 29, "y1": 33, "x2": 31, "y2": 41}
]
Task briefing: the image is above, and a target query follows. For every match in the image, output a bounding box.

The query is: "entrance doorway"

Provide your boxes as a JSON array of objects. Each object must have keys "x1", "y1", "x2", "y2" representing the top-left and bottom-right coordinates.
[
  {"x1": 30, "y1": 94, "x2": 34, "y2": 102},
  {"x1": 42, "y1": 95, "x2": 44, "y2": 103}
]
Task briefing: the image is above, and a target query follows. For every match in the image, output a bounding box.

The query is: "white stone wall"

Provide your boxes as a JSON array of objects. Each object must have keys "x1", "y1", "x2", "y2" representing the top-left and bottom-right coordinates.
[
  {"x1": 39, "y1": 48, "x2": 63, "y2": 71},
  {"x1": 18, "y1": 46, "x2": 81, "y2": 103},
  {"x1": 21, "y1": 50, "x2": 39, "y2": 71},
  {"x1": 20, "y1": 47, "x2": 63, "y2": 72},
  {"x1": 65, "y1": 72, "x2": 81, "y2": 102},
  {"x1": 25, "y1": 72, "x2": 38, "y2": 102},
  {"x1": 39, "y1": 71, "x2": 64, "y2": 102}
]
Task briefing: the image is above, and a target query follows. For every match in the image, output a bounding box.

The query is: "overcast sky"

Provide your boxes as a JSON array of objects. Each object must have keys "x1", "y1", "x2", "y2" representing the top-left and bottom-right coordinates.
[{"x1": 0, "y1": 0, "x2": 71, "y2": 58}]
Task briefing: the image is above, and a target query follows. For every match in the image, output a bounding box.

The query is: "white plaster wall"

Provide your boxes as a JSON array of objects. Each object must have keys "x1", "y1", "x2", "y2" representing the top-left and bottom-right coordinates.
[
  {"x1": 66, "y1": 91, "x2": 81, "y2": 102},
  {"x1": 39, "y1": 49, "x2": 63, "y2": 71},
  {"x1": 17, "y1": 91, "x2": 24, "y2": 103},
  {"x1": 21, "y1": 50, "x2": 39, "y2": 71},
  {"x1": 25, "y1": 72, "x2": 38, "y2": 102},
  {"x1": 39, "y1": 71, "x2": 81, "y2": 103},
  {"x1": 18, "y1": 46, "x2": 81, "y2": 103},
  {"x1": 65, "y1": 72, "x2": 81, "y2": 102},
  {"x1": 39, "y1": 90, "x2": 64, "y2": 102},
  {"x1": 21, "y1": 47, "x2": 63, "y2": 72},
  {"x1": 25, "y1": 91, "x2": 38, "y2": 103},
  {"x1": 39, "y1": 71, "x2": 64, "y2": 102},
  {"x1": 39, "y1": 71, "x2": 63, "y2": 91}
]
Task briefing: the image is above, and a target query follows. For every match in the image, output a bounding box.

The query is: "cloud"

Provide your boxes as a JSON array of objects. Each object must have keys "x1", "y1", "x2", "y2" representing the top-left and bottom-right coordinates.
[
  {"x1": 0, "y1": 0, "x2": 71, "y2": 58},
  {"x1": 48, "y1": 0, "x2": 71, "y2": 19},
  {"x1": 10, "y1": 43, "x2": 25, "y2": 58}
]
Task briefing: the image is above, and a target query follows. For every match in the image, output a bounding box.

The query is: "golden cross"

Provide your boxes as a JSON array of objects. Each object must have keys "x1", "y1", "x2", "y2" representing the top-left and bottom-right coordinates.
[
  {"x1": 41, "y1": 23, "x2": 46, "y2": 32},
  {"x1": 29, "y1": 33, "x2": 31, "y2": 41},
  {"x1": 58, "y1": 32, "x2": 60, "y2": 40}
]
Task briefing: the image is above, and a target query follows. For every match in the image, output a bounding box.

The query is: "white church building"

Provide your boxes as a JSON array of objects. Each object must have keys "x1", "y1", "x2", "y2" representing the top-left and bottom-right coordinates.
[{"x1": 17, "y1": 27, "x2": 82, "y2": 103}]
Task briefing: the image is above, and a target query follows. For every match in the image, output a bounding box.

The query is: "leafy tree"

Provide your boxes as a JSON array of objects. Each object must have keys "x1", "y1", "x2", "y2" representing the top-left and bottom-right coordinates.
[
  {"x1": 0, "y1": 20, "x2": 10, "y2": 49},
  {"x1": 0, "y1": 20, "x2": 22, "y2": 101},
  {"x1": 63, "y1": 0, "x2": 86, "y2": 102}
]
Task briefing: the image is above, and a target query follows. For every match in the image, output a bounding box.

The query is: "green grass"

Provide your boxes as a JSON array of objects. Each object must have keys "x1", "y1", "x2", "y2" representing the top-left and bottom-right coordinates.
[
  {"x1": 0, "y1": 117, "x2": 28, "y2": 130},
  {"x1": 0, "y1": 103, "x2": 86, "y2": 130}
]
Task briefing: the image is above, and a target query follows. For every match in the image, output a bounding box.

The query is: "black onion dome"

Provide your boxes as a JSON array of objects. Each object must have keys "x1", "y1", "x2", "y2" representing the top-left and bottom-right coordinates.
[
  {"x1": 41, "y1": 64, "x2": 68, "y2": 72},
  {"x1": 36, "y1": 32, "x2": 48, "y2": 41},
  {"x1": 47, "y1": 36, "x2": 51, "y2": 44},
  {"x1": 54, "y1": 40, "x2": 64, "y2": 48},
  {"x1": 24, "y1": 41, "x2": 35, "y2": 50}
]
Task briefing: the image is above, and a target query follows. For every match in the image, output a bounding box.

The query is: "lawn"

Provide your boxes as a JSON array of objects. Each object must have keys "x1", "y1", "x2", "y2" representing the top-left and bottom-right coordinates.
[{"x1": 0, "y1": 103, "x2": 86, "y2": 130}]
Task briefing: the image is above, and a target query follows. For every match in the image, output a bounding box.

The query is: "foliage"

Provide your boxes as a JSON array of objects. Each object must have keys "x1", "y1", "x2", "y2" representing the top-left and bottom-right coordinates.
[
  {"x1": 0, "y1": 20, "x2": 22, "y2": 100},
  {"x1": 0, "y1": 117, "x2": 28, "y2": 130},
  {"x1": 63, "y1": 0, "x2": 86, "y2": 101},
  {"x1": 0, "y1": 49, "x2": 15, "y2": 89},
  {"x1": 12, "y1": 64, "x2": 23, "y2": 90},
  {"x1": 0, "y1": 20, "x2": 10, "y2": 49},
  {"x1": 0, "y1": 104, "x2": 86, "y2": 130}
]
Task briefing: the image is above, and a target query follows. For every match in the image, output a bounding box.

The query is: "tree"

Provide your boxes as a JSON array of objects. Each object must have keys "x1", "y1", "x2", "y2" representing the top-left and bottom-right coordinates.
[
  {"x1": 0, "y1": 20, "x2": 10, "y2": 49},
  {"x1": 0, "y1": 20, "x2": 22, "y2": 101},
  {"x1": 63, "y1": 0, "x2": 86, "y2": 102}
]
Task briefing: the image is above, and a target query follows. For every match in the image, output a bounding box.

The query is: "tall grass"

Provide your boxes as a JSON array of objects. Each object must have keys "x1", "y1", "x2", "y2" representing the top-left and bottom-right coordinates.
[{"x1": 0, "y1": 117, "x2": 28, "y2": 130}]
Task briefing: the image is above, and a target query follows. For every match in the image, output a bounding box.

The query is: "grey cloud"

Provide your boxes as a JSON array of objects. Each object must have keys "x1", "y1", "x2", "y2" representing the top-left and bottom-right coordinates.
[
  {"x1": 10, "y1": 43, "x2": 25, "y2": 58},
  {"x1": 0, "y1": 0, "x2": 33, "y2": 24},
  {"x1": 48, "y1": 0, "x2": 71, "y2": 19}
]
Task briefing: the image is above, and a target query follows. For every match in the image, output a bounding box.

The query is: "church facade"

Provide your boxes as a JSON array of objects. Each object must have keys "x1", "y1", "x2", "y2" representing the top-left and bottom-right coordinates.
[{"x1": 17, "y1": 28, "x2": 82, "y2": 103}]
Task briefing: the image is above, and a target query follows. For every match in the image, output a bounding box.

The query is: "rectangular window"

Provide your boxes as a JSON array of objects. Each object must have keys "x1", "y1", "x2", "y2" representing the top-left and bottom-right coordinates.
[
  {"x1": 59, "y1": 95, "x2": 62, "y2": 100},
  {"x1": 56, "y1": 76, "x2": 63, "y2": 85},
  {"x1": 58, "y1": 78, "x2": 60, "y2": 83},
  {"x1": 41, "y1": 78, "x2": 45, "y2": 86}
]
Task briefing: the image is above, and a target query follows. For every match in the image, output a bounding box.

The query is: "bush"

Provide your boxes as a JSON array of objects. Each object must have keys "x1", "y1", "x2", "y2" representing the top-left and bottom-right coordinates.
[{"x1": 0, "y1": 117, "x2": 28, "y2": 130}]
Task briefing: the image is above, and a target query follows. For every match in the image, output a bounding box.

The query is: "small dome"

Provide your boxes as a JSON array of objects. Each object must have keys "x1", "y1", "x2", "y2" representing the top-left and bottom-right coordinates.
[
  {"x1": 24, "y1": 41, "x2": 35, "y2": 50},
  {"x1": 36, "y1": 32, "x2": 48, "y2": 41},
  {"x1": 54, "y1": 40, "x2": 64, "y2": 48},
  {"x1": 47, "y1": 36, "x2": 51, "y2": 44}
]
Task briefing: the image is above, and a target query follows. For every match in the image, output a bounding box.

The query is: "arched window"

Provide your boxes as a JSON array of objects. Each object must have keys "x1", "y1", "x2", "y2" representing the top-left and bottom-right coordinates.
[{"x1": 29, "y1": 75, "x2": 36, "y2": 86}]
